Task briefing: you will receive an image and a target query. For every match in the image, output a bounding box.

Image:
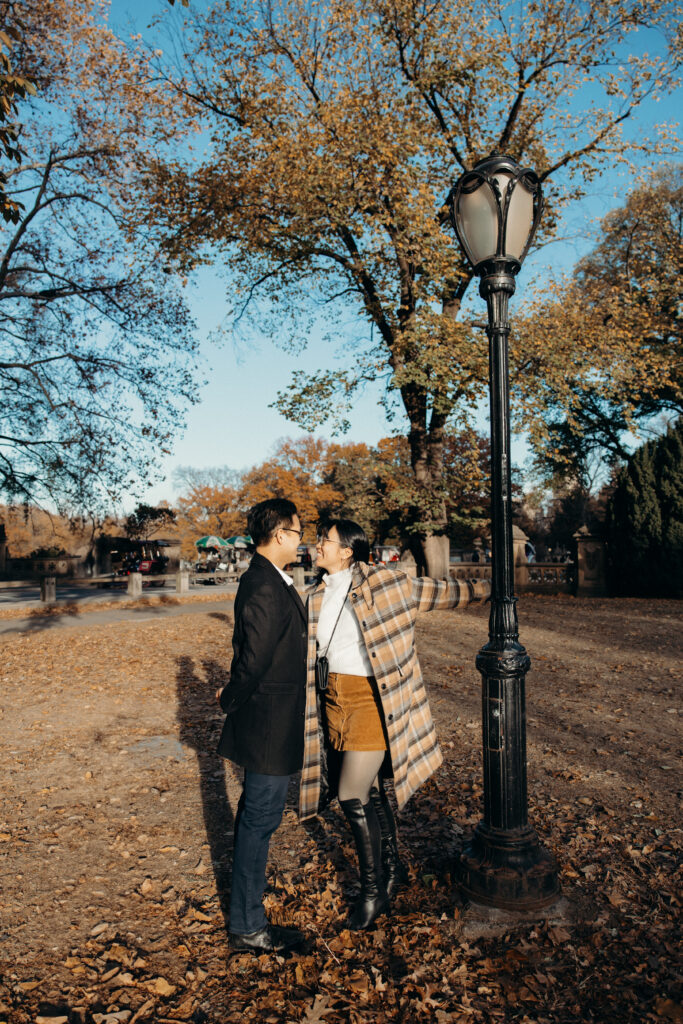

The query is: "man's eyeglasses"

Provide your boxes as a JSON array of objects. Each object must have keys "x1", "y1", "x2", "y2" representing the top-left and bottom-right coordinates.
[{"x1": 281, "y1": 527, "x2": 305, "y2": 540}]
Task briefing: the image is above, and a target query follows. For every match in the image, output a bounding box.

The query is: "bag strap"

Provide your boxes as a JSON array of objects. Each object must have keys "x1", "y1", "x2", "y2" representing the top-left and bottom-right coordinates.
[{"x1": 318, "y1": 581, "x2": 353, "y2": 657}]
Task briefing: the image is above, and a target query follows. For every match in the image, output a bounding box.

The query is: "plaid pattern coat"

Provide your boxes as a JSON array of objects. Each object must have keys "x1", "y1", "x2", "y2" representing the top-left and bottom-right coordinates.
[{"x1": 299, "y1": 562, "x2": 490, "y2": 820}]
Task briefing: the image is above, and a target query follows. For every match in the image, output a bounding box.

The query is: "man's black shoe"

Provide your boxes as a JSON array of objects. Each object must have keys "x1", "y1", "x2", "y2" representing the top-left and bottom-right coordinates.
[{"x1": 229, "y1": 923, "x2": 304, "y2": 954}]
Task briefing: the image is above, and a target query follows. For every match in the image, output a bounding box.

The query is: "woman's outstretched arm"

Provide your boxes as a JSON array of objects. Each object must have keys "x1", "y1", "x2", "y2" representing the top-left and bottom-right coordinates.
[{"x1": 410, "y1": 575, "x2": 491, "y2": 612}]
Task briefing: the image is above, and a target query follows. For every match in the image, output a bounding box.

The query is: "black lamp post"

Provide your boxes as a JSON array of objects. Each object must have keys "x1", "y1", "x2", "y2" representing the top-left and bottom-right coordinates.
[{"x1": 447, "y1": 154, "x2": 560, "y2": 910}]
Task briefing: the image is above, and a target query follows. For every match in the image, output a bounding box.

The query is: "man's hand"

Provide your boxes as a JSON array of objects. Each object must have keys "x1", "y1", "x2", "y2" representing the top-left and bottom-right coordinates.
[{"x1": 215, "y1": 686, "x2": 225, "y2": 703}]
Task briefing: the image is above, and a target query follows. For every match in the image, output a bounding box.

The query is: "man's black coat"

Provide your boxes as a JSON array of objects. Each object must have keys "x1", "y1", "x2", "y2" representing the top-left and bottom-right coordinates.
[{"x1": 218, "y1": 552, "x2": 307, "y2": 775}]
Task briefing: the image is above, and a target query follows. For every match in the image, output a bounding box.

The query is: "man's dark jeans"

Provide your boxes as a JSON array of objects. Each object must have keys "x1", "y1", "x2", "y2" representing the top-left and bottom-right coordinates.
[{"x1": 229, "y1": 770, "x2": 291, "y2": 935}]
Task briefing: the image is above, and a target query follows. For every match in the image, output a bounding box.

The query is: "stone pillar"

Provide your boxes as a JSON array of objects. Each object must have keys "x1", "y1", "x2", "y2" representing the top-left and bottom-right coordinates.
[
  {"x1": 573, "y1": 526, "x2": 606, "y2": 597},
  {"x1": 396, "y1": 560, "x2": 417, "y2": 578},
  {"x1": 41, "y1": 577, "x2": 56, "y2": 603},
  {"x1": 292, "y1": 566, "x2": 305, "y2": 588},
  {"x1": 512, "y1": 525, "x2": 530, "y2": 590},
  {"x1": 127, "y1": 573, "x2": 143, "y2": 598},
  {"x1": 176, "y1": 571, "x2": 190, "y2": 595},
  {"x1": 397, "y1": 549, "x2": 417, "y2": 577}
]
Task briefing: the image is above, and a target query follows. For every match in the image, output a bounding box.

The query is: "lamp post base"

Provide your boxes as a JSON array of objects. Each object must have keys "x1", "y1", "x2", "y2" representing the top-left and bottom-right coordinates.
[{"x1": 455, "y1": 822, "x2": 560, "y2": 911}]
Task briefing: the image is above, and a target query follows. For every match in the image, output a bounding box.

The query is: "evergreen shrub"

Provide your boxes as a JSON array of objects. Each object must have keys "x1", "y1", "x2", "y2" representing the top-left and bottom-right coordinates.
[{"x1": 606, "y1": 420, "x2": 683, "y2": 597}]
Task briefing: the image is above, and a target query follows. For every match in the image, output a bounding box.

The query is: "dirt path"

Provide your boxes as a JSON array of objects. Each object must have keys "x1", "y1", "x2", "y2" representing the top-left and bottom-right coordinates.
[{"x1": 0, "y1": 595, "x2": 680, "y2": 1023}]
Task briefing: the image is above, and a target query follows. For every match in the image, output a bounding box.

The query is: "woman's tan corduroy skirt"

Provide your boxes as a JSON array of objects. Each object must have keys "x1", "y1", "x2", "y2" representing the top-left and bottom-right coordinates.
[{"x1": 323, "y1": 671, "x2": 389, "y2": 751}]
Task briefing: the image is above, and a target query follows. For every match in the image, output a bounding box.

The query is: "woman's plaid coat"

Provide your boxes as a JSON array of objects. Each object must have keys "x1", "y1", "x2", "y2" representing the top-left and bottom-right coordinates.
[{"x1": 298, "y1": 561, "x2": 489, "y2": 820}]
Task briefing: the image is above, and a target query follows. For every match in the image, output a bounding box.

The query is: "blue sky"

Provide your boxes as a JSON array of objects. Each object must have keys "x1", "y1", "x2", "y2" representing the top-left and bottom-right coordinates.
[{"x1": 107, "y1": 0, "x2": 681, "y2": 511}]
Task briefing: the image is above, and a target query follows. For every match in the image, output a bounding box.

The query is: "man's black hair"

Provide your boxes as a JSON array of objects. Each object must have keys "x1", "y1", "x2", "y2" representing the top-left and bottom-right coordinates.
[
  {"x1": 247, "y1": 498, "x2": 298, "y2": 547},
  {"x1": 317, "y1": 517, "x2": 370, "y2": 564}
]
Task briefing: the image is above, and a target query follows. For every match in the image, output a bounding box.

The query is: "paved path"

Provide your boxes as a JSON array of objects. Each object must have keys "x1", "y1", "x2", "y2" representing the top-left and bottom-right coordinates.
[
  {"x1": 0, "y1": 579, "x2": 238, "y2": 608},
  {"x1": 0, "y1": 596, "x2": 236, "y2": 637}
]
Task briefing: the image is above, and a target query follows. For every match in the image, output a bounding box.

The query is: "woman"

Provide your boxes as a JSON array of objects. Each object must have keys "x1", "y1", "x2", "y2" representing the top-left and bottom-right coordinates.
[{"x1": 299, "y1": 518, "x2": 488, "y2": 931}]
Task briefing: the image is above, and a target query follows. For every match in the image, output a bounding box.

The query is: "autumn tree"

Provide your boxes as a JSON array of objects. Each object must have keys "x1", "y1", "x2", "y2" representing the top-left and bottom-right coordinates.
[
  {"x1": 173, "y1": 466, "x2": 242, "y2": 534},
  {"x1": 171, "y1": 438, "x2": 341, "y2": 553},
  {"x1": 147, "y1": 0, "x2": 681, "y2": 573},
  {"x1": 0, "y1": 0, "x2": 188, "y2": 226},
  {"x1": 441, "y1": 431, "x2": 491, "y2": 545},
  {"x1": 171, "y1": 430, "x2": 491, "y2": 554},
  {"x1": 0, "y1": 0, "x2": 201, "y2": 512},
  {"x1": 238, "y1": 436, "x2": 343, "y2": 535},
  {"x1": 325, "y1": 430, "x2": 490, "y2": 547},
  {"x1": 0, "y1": 502, "x2": 113, "y2": 560},
  {"x1": 0, "y1": 3, "x2": 36, "y2": 223},
  {"x1": 324, "y1": 439, "x2": 408, "y2": 543},
  {"x1": 125, "y1": 503, "x2": 177, "y2": 540},
  {"x1": 174, "y1": 479, "x2": 244, "y2": 557},
  {"x1": 514, "y1": 163, "x2": 683, "y2": 488}
]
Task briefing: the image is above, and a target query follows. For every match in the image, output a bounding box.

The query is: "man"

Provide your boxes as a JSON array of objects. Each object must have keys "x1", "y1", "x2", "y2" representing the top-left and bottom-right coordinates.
[{"x1": 216, "y1": 498, "x2": 307, "y2": 954}]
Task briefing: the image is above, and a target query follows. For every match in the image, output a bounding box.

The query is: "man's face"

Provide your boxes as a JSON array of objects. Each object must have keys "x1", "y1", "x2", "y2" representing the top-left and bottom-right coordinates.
[{"x1": 277, "y1": 513, "x2": 302, "y2": 564}]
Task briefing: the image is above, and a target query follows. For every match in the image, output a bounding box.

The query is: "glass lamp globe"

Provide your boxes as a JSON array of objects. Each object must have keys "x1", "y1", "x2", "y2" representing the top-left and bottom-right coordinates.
[{"x1": 448, "y1": 154, "x2": 542, "y2": 272}]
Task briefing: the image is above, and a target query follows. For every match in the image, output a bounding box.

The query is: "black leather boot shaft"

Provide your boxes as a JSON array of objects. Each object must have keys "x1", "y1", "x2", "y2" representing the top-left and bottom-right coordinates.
[
  {"x1": 340, "y1": 797, "x2": 390, "y2": 930},
  {"x1": 369, "y1": 786, "x2": 409, "y2": 898}
]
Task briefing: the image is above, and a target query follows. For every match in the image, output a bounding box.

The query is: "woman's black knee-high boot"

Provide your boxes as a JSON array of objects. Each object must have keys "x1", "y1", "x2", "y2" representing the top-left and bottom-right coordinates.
[
  {"x1": 340, "y1": 797, "x2": 390, "y2": 930},
  {"x1": 369, "y1": 786, "x2": 409, "y2": 897}
]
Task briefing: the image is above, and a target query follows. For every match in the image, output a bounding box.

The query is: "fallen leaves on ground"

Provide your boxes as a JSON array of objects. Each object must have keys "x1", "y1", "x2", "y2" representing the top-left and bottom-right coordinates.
[{"x1": 0, "y1": 596, "x2": 680, "y2": 1023}]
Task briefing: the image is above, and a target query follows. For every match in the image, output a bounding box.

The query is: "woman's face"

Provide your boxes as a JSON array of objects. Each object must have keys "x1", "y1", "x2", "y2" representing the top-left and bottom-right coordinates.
[{"x1": 315, "y1": 525, "x2": 353, "y2": 574}]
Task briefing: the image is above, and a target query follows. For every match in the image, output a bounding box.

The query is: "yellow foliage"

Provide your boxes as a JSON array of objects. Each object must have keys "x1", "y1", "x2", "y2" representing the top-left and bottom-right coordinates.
[{"x1": 149, "y1": 0, "x2": 679, "y2": 526}]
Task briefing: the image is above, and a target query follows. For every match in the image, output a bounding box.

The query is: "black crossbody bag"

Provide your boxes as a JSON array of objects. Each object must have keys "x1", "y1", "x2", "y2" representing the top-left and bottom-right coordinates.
[{"x1": 315, "y1": 582, "x2": 353, "y2": 693}]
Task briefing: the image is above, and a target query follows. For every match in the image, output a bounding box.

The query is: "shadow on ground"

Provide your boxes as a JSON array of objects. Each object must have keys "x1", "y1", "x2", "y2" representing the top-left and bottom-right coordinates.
[
  {"x1": 0, "y1": 595, "x2": 235, "y2": 635},
  {"x1": 176, "y1": 654, "x2": 235, "y2": 932}
]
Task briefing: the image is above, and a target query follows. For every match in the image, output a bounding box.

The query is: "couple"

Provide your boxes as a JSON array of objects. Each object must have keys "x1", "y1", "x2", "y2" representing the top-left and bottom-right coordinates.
[{"x1": 216, "y1": 498, "x2": 485, "y2": 955}]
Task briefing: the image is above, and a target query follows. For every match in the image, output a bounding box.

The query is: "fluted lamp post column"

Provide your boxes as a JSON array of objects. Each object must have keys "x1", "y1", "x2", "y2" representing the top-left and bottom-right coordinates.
[{"x1": 447, "y1": 154, "x2": 560, "y2": 910}]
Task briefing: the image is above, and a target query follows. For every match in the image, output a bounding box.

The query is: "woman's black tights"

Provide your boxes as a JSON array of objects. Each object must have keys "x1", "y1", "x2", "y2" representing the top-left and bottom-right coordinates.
[{"x1": 337, "y1": 749, "x2": 385, "y2": 804}]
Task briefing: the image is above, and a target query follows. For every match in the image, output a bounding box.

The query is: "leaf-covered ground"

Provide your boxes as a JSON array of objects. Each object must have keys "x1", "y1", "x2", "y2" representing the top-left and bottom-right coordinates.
[{"x1": 0, "y1": 595, "x2": 680, "y2": 1024}]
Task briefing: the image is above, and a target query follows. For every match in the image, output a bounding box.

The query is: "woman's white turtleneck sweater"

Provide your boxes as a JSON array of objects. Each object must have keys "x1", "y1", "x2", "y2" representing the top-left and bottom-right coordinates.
[{"x1": 316, "y1": 566, "x2": 374, "y2": 676}]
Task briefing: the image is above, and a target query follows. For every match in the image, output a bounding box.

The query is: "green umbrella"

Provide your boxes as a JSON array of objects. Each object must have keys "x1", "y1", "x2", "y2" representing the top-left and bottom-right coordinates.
[
  {"x1": 226, "y1": 535, "x2": 252, "y2": 549},
  {"x1": 195, "y1": 535, "x2": 229, "y2": 549}
]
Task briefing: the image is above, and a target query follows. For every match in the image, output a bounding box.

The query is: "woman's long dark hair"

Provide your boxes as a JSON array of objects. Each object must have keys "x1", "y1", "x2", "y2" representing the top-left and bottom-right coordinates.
[{"x1": 317, "y1": 517, "x2": 370, "y2": 565}]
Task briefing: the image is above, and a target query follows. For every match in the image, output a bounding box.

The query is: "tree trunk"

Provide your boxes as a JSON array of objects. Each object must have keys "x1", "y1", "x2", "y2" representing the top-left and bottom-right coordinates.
[
  {"x1": 423, "y1": 534, "x2": 450, "y2": 578},
  {"x1": 403, "y1": 407, "x2": 450, "y2": 578}
]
